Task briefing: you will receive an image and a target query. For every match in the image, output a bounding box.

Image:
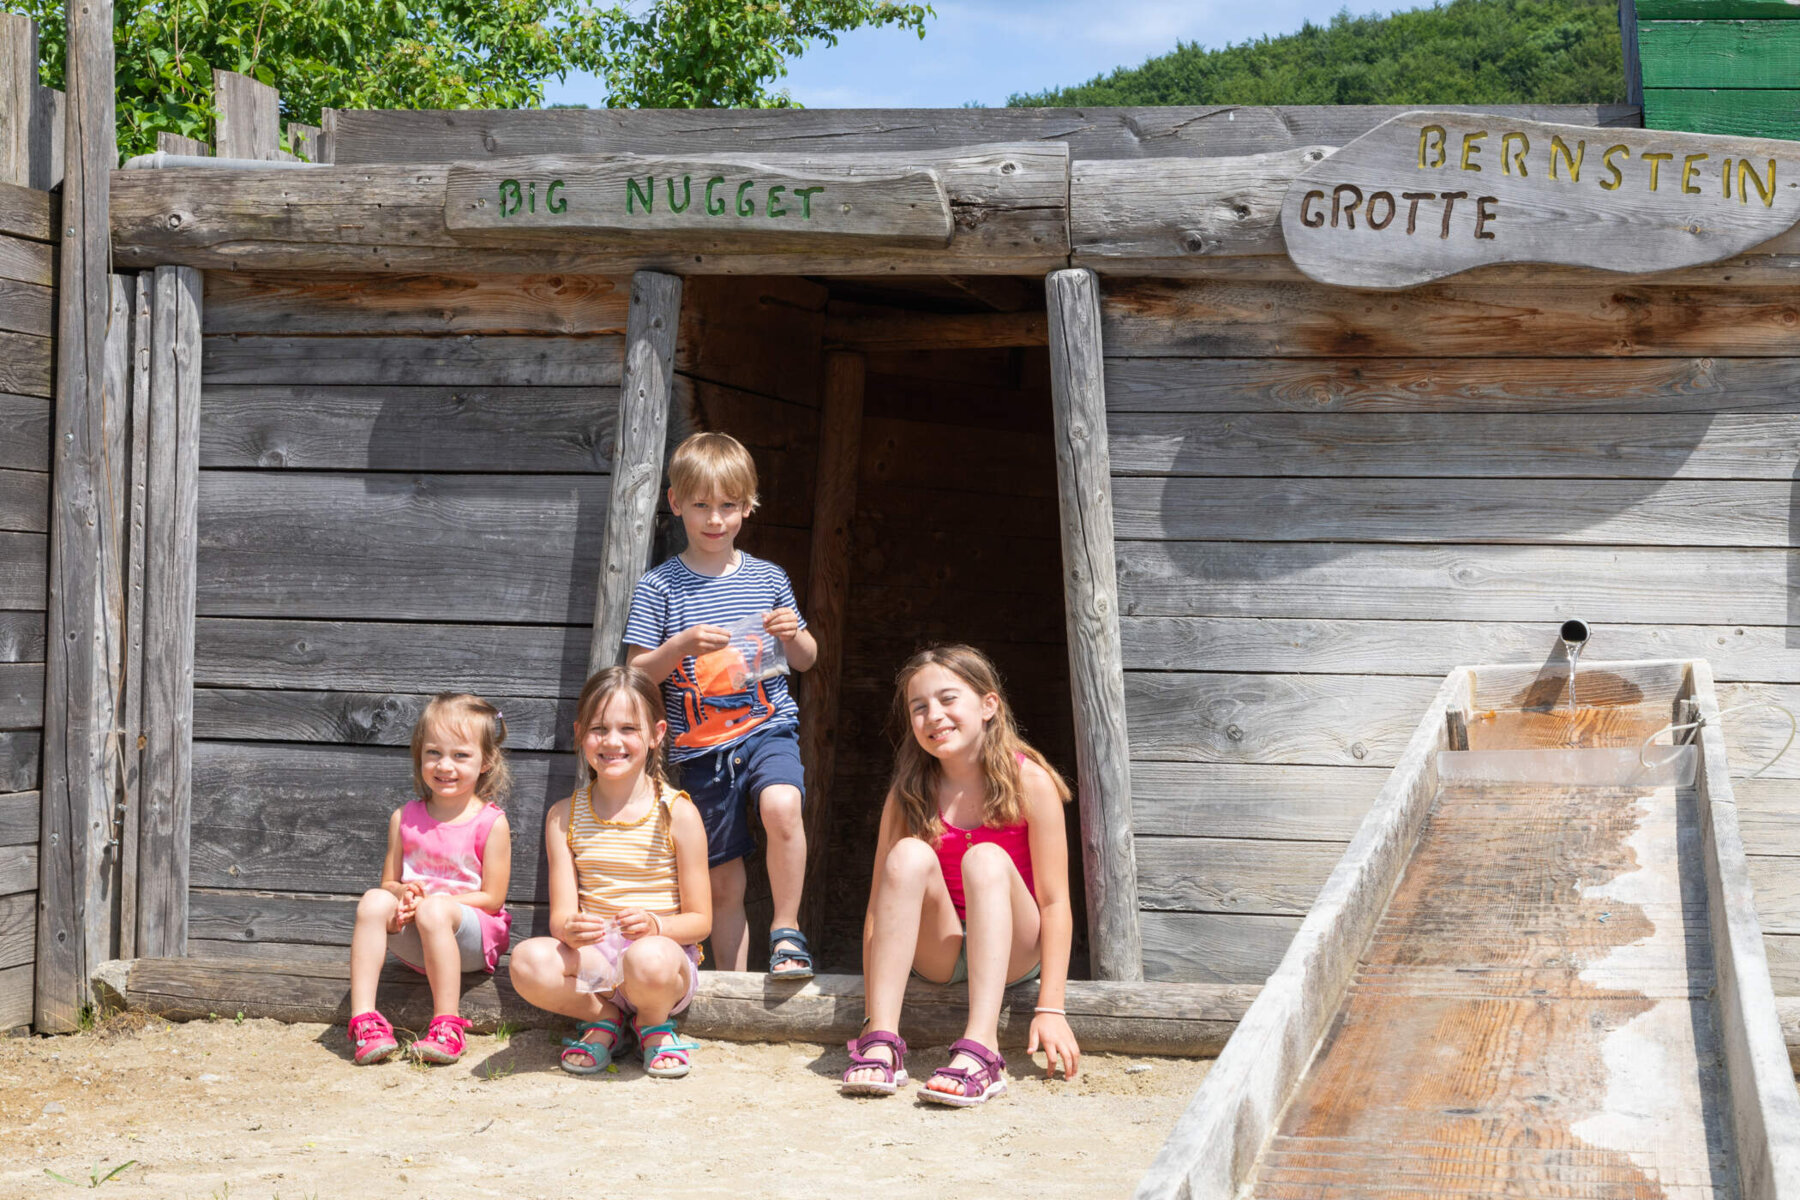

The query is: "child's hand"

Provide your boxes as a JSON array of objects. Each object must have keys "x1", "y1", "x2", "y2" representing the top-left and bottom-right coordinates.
[
  {"x1": 762, "y1": 608, "x2": 801, "y2": 643},
  {"x1": 686, "y1": 624, "x2": 731, "y2": 655},
  {"x1": 561, "y1": 912, "x2": 608, "y2": 947},
  {"x1": 1028, "y1": 1012, "x2": 1081, "y2": 1081},
  {"x1": 615, "y1": 908, "x2": 662, "y2": 940}
]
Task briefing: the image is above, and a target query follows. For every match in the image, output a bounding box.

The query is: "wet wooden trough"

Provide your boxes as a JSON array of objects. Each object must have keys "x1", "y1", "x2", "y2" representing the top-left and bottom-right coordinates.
[{"x1": 1140, "y1": 659, "x2": 1800, "y2": 1200}]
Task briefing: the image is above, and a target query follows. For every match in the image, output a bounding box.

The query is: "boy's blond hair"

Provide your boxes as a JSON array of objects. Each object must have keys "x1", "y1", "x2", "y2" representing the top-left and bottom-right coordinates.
[{"x1": 668, "y1": 432, "x2": 759, "y2": 514}]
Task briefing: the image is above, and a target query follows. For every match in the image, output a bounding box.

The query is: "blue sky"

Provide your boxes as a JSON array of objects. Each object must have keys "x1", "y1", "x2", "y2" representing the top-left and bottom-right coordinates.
[{"x1": 543, "y1": 0, "x2": 1423, "y2": 109}]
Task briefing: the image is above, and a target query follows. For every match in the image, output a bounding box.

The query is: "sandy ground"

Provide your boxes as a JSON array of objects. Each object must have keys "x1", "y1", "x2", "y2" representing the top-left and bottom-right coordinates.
[{"x1": 0, "y1": 1014, "x2": 1212, "y2": 1200}]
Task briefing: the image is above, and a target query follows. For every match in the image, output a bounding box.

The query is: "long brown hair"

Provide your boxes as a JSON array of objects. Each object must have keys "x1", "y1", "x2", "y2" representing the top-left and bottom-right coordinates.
[
  {"x1": 411, "y1": 693, "x2": 511, "y2": 806},
  {"x1": 887, "y1": 645, "x2": 1070, "y2": 842},
  {"x1": 572, "y1": 665, "x2": 670, "y2": 790}
]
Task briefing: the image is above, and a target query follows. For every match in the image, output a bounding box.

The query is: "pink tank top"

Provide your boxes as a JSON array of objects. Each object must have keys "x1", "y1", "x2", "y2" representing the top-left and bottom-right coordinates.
[
  {"x1": 933, "y1": 752, "x2": 1037, "y2": 921},
  {"x1": 398, "y1": 799, "x2": 513, "y2": 972}
]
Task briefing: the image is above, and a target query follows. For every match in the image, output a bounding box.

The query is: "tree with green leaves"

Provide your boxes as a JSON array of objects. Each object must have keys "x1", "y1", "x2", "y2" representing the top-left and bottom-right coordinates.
[
  {"x1": 1009, "y1": 0, "x2": 1623, "y2": 108},
  {"x1": 13, "y1": 0, "x2": 932, "y2": 157}
]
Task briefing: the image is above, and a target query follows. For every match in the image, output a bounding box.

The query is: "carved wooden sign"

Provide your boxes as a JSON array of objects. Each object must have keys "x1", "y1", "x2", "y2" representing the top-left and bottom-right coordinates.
[
  {"x1": 1280, "y1": 111, "x2": 1800, "y2": 288},
  {"x1": 445, "y1": 153, "x2": 954, "y2": 247}
]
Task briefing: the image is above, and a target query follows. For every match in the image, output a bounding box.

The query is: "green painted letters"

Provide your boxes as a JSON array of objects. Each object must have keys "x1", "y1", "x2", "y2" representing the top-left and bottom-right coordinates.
[
  {"x1": 767, "y1": 185, "x2": 787, "y2": 218},
  {"x1": 737, "y1": 180, "x2": 757, "y2": 217},
  {"x1": 792, "y1": 186, "x2": 825, "y2": 219},
  {"x1": 627, "y1": 176, "x2": 653, "y2": 214},
  {"x1": 498, "y1": 178, "x2": 523, "y2": 218},
  {"x1": 705, "y1": 176, "x2": 727, "y2": 216},
  {"x1": 547, "y1": 179, "x2": 567, "y2": 214},
  {"x1": 667, "y1": 175, "x2": 692, "y2": 213}
]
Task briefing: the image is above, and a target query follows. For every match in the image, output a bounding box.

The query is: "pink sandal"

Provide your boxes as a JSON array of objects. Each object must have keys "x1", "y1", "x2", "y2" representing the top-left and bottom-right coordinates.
[
  {"x1": 840, "y1": 1029, "x2": 909, "y2": 1096},
  {"x1": 411, "y1": 1014, "x2": 472, "y2": 1064},
  {"x1": 919, "y1": 1037, "x2": 1007, "y2": 1107},
  {"x1": 347, "y1": 1011, "x2": 398, "y2": 1065}
]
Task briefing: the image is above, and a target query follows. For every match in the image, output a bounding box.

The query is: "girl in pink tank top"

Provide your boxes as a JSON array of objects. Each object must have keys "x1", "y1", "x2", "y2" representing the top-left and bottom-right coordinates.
[
  {"x1": 345, "y1": 694, "x2": 514, "y2": 1067},
  {"x1": 843, "y1": 645, "x2": 1082, "y2": 1108}
]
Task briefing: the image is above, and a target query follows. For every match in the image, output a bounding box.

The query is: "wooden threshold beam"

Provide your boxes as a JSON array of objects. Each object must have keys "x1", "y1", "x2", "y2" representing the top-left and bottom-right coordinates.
[{"x1": 823, "y1": 307, "x2": 1047, "y2": 351}]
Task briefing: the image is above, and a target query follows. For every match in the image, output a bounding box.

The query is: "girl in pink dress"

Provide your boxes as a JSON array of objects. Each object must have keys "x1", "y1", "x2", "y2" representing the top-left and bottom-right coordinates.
[
  {"x1": 345, "y1": 694, "x2": 513, "y2": 1065},
  {"x1": 843, "y1": 645, "x2": 1082, "y2": 1106}
]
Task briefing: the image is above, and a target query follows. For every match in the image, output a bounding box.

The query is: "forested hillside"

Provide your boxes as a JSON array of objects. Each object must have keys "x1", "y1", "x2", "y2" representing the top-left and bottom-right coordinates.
[{"x1": 1009, "y1": 0, "x2": 1624, "y2": 107}]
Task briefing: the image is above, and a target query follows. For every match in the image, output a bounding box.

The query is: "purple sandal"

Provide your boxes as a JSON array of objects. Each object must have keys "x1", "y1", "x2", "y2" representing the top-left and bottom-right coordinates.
[
  {"x1": 840, "y1": 1029, "x2": 909, "y2": 1096},
  {"x1": 919, "y1": 1037, "x2": 1007, "y2": 1107}
]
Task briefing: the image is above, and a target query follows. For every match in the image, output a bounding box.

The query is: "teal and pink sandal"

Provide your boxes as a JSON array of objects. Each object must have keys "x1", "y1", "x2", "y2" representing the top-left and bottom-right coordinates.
[
  {"x1": 559, "y1": 1019, "x2": 631, "y2": 1075},
  {"x1": 635, "y1": 1020, "x2": 699, "y2": 1079}
]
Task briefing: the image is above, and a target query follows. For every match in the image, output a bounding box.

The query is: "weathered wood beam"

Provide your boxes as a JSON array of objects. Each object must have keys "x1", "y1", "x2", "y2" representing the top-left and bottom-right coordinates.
[
  {"x1": 211, "y1": 70, "x2": 283, "y2": 161},
  {"x1": 108, "y1": 145, "x2": 1069, "y2": 276},
  {"x1": 321, "y1": 105, "x2": 1639, "y2": 166},
  {"x1": 1045, "y1": 268, "x2": 1143, "y2": 983},
  {"x1": 94, "y1": 956, "x2": 1254, "y2": 1053},
  {"x1": 36, "y1": 0, "x2": 119, "y2": 1033},
  {"x1": 285, "y1": 122, "x2": 324, "y2": 164},
  {"x1": 0, "y1": 13, "x2": 59, "y2": 191},
  {"x1": 823, "y1": 306, "x2": 1047, "y2": 351},
  {"x1": 137, "y1": 265, "x2": 202, "y2": 959},
  {"x1": 588, "y1": 270, "x2": 681, "y2": 673},
  {"x1": 154, "y1": 132, "x2": 209, "y2": 157},
  {"x1": 117, "y1": 275, "x2": 151, "y2": 962},
  {"x1": 797, "y1": 351, "x2": 864, "y2": 941}
]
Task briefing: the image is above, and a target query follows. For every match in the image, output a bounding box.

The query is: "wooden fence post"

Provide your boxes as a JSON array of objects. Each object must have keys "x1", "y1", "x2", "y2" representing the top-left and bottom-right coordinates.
[
  {"x1": 1044, "y1": 267, "x2": 1144, "y2": 982},
  {"x1": 36, "y1": 0, "x2": 119, "y2": 1031},
  {"x1": 589, "y1": 270, "x2": 683, "y2": 674},
  {"x1": 137, "y1": 266, "x2": 202, "y2": 959},
  {"x1": 797, "y1": 351, "x2": 864, "y2": 941},
  {"x1": 117, "y1": 275, "x2": 153, "y2": 963},
  {"x1": 212, "y1": 69, "x2": 282, "y2": 160},
  {"x1": 0, "y1": 13, "x2": 60, "y2": 190}
]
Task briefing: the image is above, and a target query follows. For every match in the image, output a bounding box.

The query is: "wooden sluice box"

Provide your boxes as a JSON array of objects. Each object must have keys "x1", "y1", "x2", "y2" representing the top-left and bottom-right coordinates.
[{"x1": 1141, "y1": 660, "x2": 1800, "y2": 1200}]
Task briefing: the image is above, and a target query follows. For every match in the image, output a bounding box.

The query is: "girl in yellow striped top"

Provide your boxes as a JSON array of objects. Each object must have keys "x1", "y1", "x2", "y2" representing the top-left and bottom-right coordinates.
[{"x1": 510, "y1": 666, "x2": 713, "y2": 1078}]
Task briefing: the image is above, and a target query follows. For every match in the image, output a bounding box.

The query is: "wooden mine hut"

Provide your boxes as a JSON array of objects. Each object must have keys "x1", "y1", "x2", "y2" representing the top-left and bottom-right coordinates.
[{"x1": 6, "y1": 9, "x2": 1800, "y2": 1063}]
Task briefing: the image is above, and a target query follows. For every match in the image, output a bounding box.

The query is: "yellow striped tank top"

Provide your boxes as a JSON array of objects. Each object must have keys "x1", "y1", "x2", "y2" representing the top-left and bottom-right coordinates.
[{"x1": 565, "y1": 779, "x2": 685, "y2": 920}]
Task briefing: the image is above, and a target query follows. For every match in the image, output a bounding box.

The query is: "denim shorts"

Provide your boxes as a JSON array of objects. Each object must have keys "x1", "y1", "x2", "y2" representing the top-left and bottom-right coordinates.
[{"x1": 677, "y1": 723, "x2": 806, "y2": 867}]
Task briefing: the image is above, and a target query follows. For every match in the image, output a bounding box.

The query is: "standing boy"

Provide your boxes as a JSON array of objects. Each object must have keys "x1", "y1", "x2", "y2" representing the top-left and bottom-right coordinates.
[{"x1": 624, "y1": 432, "x2": 819, "y2": 977}]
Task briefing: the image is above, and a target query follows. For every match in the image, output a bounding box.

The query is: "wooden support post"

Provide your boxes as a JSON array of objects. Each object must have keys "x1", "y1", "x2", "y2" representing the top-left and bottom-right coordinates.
[
  {"x1": 118, "y1": 275, "x2": 152, "y2": 963},
  {"x1": 36, "y1": 0, "x2": 119, "y2": 1031},
  {"x1": 286, "y1": 122, "x2": 324, "y2": 164},
  {"x1": 211, "y1": 69, "x2": 282, "y2": 161},
  {"x1": 588, "y1": 270, "x2": 683, "y2": 674},
  {"x1": 1619, "y1": 0, "x2": 1644, "y2": 110},
  {"x1": 1044, "y1": 267, "x2": 1144, "y2": 983},
  {"x1": 797, "y1": 351, "x2": 865, "y2": 941},
  {"x1": 137, "y1": 266, "x2": 202, "y2": 959},
  {"x1": 155, "y1": 133, "x2": 210, "y2": 157},
  {"x1": 0, "y1": 13, "x2": 58, "y2": 190}
]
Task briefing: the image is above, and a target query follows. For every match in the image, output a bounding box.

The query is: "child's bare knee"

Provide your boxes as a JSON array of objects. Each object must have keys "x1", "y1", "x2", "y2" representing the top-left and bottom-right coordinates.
[
  {"x1": 883, "y1": 836, "x2": 937, "y2": 883},
  {"x1": 759, "y1": 786, "x2": 803, "y2": 832},
  {"x1": 960, "y1": 842, "x2": 1012, "y2": 889},
  {"x1": 623, "y1": 940, "x2": 685, "y2": 991},
  {"x1": 414, "y1": 894, "x2": 460, "y2": 930},
  {"x1": 357, "y1": 888, "x2": 398, "y2": 917},
  {"x1": 508, "y1": 938, "x2": 561, "y2": 990}
]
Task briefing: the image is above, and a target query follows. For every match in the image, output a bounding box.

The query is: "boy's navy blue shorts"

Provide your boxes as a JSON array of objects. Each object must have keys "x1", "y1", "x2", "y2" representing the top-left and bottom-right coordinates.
[{"x1": 676, "y1": 723, "x2": 806, "y2": 867}]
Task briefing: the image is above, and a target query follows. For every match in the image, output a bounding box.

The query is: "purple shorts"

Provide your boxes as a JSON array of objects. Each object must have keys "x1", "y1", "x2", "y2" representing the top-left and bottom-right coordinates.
[{"x1": 610, "y1": 942, "x2": 702, "y2": 1018}]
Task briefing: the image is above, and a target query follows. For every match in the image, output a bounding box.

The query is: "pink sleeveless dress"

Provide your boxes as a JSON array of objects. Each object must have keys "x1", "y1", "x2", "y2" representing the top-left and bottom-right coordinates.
[{"x1": 398, "y1": 799, "x2": 512, "y2": 972}]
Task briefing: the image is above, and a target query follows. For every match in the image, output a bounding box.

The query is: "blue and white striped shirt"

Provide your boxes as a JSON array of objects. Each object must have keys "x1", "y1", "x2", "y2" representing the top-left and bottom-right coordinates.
[{"x1": 623, "y1": 552, "x2": 805, "y2": 761}]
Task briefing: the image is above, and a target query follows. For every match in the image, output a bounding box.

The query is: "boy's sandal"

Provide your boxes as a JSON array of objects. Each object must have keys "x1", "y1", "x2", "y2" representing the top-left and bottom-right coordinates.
[
  {"x1": 768, "y1": 927, "x2": 814, "y2": 979},
  {"x1": 635, "y1": 1020, "x2": 696, "y2": 1079},
  {"x1": 347, "y1": 1010, "x2": 399, "y2": 1066},
  {"x1": 840, "y1": 1029, "x2": 909, "y2": 1097},
  {"x1": 411, "y1": 1014, "x2": 473, "y2": 1065},
  {"x1": 919, "y1": 1037, "x2": 1008, "y2": 1108},
  {"x1": 559, "y1": 1019, "x2": 631, "y2": 1076}
]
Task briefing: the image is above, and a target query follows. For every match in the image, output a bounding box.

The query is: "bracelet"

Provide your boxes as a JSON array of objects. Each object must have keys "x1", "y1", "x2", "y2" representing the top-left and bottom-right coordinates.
[
  {"x1": 647, "y1": 911, "x2": 663, "y2": 937},
  {"x1": 1034, "y1": 1006, "x2": 1066, "y2": 1015}
]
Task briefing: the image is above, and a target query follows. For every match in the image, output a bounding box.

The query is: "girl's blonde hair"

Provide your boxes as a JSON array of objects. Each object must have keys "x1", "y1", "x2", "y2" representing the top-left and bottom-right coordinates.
[
  {"x1": 887, "y1": 644, "x2": 1070, "y2": 842},
  {"x1": 411, "y1": 693, "x2": 511, "y2": 806},
  {"x1": 668, "y1": 431, "x2": 759, "y2": 515},
  {"x1": 573, "y1": 666, "x2": 670, "y2": 790}
]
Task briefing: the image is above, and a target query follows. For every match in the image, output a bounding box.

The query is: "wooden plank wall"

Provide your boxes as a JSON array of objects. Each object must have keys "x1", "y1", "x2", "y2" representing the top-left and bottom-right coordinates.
[
  {"x1": 1101, "y1": 276, "x2": 1800, "y2": 992},
  {"x1": 812, "y1": 343, "x2": 1085, "y2": 968},
  {"x1": 1636, "y1": 0, "x2": 1800, "y2": 138},
  {"x1": 186, "y1": 271, "x2": 628, "y2": 959},
  {"x1": 0, "y1": 184, "x2": 55, "y2": 1026}
]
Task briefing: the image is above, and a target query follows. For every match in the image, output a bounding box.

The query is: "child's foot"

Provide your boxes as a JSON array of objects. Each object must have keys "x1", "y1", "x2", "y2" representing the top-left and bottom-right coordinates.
[
  {"x1": 411, "y1": 1014, "x2": 472, "y2": 1065},
  {"x1": 636, "y1": 1021, "x2": 695, "y2": 1079},
  {"x1": 768, "y1": 927, "x2": 814, "y2": 978},
  {"x1": 347, "y1": 1011, "x2": 398, "y2": 1065},
  {"x1": 841, "y1": 1029, "x2": 908, "y2": 1096},
  {"x1": 920, "y1": 1037, "x2": 1007, "y2": 1107}
]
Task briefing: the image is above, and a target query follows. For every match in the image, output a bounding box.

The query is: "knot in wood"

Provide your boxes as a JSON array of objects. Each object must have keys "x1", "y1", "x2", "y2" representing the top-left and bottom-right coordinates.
[
  {"x1": 1000, "y1": 161, "x2": 1019, "y2": 175},
  {"x1": 1225, "y1": 724, "x2": 1244, "y2": 742},
  {"x1": 1350, "y1": 741, "x2": 1368, "y2": 760},
  {"x1": 166, "y1": 213, "x2": 183, "y2": 230},
  {"x1": 1180, "y1": 231, "x2": 1211, "y2": 255}
]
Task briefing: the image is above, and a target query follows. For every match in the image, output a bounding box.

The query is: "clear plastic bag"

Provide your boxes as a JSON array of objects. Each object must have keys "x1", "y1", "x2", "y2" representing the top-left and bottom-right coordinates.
[
  {"x1": 692, "y1": 612, "x2": 790, "y2": 695},
  {"x1": 574, "y1": 920, "x2": 631, "y2": 994}
]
